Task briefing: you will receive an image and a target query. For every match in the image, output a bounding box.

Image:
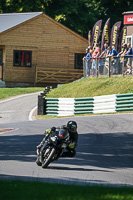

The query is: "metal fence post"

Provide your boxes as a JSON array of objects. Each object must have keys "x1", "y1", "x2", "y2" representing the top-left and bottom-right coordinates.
[
  {"x1": 96, "y1": 58, "x2": 98, "y2": 77},
  {"x1": 122, "y1": 56, "x2": 125, "y2": 77},
  {"x1": 83, "y1": 58, "x2": 86, "y2": 77},
  {"x1": 109, "y1": 57, "x2": 111, "y2": 77}
]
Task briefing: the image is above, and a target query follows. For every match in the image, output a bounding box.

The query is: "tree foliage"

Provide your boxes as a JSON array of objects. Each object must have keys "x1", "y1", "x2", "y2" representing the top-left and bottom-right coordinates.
[{"x1": 0, "y1": 0, "x2": 133, "y2": 38}]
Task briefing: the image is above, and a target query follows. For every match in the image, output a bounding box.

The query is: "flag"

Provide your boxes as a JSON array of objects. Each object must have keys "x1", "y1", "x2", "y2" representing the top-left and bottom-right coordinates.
[
  {"x1": 119, "y1": 26, "x2": 127, "y2": 51},
  {"x1": 110, "y1": 21, "x2": 121, "y2": 50},
  {"x1": 88, "y1": 30, "x2": 91, "y2": 46},
  {"x1": 101, "y1": 18, "x2": 111, "y2": 52},
  {"x1": 91, "y1": 20, "x2": 102, "y2": 49}
]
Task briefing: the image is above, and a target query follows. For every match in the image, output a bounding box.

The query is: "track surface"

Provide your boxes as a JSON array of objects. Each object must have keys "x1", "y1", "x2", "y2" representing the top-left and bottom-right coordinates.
[
  {"x1": 0, "y1": 94, "x2": 133, "y2": 186},
  {"x1": 0, "y1": 92, "x2": 40, "y2": 123}
]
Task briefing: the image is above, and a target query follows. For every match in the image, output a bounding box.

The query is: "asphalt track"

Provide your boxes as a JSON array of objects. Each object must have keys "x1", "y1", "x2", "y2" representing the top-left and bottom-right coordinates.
[{"x1": 0, "y1": 94, "x2": 133, "y2": 186}]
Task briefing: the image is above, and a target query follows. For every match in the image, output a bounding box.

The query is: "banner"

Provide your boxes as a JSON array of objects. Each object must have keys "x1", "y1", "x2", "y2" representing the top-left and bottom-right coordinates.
[
  {"x1": 101, "y1": 18, "x2": 111, "y2": 52},
  {"x1": 88, "y1": 30, "x2": 91, "y2": 46},
  {"x1": 91, "y1": 20, "x2": 102, "y2": 49},
  {"x1": 110, "y1": 21, "x2": 121, "y2": 50},
  {"x1": 119, "y1": 26, "x2": 127, "y2": 51}
]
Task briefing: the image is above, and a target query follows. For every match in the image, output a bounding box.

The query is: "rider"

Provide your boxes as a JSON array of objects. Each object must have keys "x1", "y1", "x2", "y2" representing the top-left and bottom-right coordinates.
[
  {"x1": 62, "y1": 120, "x2": 78, "y2": 157},
  {"x1": 36, "y1": 120, "x2": 78, "y2": 157}
]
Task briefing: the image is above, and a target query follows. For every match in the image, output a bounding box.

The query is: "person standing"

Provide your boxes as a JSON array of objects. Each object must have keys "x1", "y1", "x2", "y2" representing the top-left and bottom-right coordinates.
[
  {"x1": 99, "y1": 43, "x2": 109, "y2": 74},
  {"x1": 83, "y1": 47, "x2": 92, "y2": 77},
  {"x1": 92, "y1": 43, "x2": 100, "y2": 75},
  {"x1": 126, "y1": 43, "x2": 133, "y2": 74},
  {"x1": 117, "y1": 43, "x2": 128, "y2": 74},
  {"x1": 106, "y1": 46, "x2": 119, "y2": 74},
  {"x1": 88, "y1": 46, "x2": 93, "y2": 75}
]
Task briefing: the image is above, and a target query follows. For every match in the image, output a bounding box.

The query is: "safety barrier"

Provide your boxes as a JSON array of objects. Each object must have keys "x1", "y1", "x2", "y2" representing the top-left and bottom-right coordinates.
[
  {"x1": 45, "y1": 93, "x2": 133, "y2": 116},
  {"x1": 46, "y1": 98, "x2": 74, "y2": 116}
]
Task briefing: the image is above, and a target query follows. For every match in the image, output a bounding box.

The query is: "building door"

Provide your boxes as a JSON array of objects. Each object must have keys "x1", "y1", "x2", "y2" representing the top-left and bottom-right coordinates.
[{"x1": 0, "y1": 50, "x2": 3, "y2": 80}]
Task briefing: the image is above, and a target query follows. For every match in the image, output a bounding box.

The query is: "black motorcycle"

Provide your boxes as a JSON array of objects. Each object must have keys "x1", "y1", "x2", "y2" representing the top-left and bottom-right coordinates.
[{"x1": 36, "y1": 128, "x2": 70, "y2": 168}]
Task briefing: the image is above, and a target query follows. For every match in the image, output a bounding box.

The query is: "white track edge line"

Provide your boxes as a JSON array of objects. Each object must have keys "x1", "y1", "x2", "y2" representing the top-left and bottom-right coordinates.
[
  {"x1": 29, "y1": 106, "x2": 37, "y2": 121},
  {"x1": 0, "y1": 92, "x2": 42, "y2": 104}
]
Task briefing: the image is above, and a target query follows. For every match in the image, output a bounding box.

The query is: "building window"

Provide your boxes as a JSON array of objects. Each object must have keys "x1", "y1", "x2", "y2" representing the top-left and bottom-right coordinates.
[
  {"x1": 74, "y1": 53, "x2": 86, "y2": 69},
  {"x1": 126, "y1": 35, "x2": 133, "y2": 48},
  {"x1": 13, "y1": 50, "x2": 32, "y2": 67}
]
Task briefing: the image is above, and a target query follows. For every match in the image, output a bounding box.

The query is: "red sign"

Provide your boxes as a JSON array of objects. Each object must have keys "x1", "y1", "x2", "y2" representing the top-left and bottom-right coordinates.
[{"x1": 124, "y1": 15, "x2": 133, "y2": 25}]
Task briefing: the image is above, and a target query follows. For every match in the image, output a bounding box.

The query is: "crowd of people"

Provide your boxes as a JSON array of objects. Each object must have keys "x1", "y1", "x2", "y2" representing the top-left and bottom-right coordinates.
[{"x1": 83, "y1": 42, "x2": 133, "y2": 77}]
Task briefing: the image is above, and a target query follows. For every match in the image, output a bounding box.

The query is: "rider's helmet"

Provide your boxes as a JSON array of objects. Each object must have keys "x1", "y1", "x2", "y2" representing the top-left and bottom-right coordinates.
[
  {"x1": 51, "y1": 127, "x2": 56, "y2": 132},
  {"x1": 67, "y1": 121, "x2": 77, "y2": 133}
]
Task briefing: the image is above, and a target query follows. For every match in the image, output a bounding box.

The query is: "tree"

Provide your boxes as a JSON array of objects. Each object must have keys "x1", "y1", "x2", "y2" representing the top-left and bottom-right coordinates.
[{"x1": 0, "y1": 0, "x2": 133, "y2": 38}]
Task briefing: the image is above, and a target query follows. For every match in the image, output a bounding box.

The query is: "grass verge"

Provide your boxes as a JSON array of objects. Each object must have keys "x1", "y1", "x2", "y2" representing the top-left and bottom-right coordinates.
[
  {"x1": 0, "y1": 180, "x2": 133, "y2": 200},
  {"x1": 47, "y1": 76, "x2": 133, "y2": 98},
  {"x1": 0, "y1": 87, "x2": 45, "y2": 100}
]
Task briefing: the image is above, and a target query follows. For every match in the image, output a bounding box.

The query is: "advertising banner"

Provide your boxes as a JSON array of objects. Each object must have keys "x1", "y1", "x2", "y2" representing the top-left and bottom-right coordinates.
[
  {"x1": 101, "y1": 18, "x2": 111, "y2": 52},
  {"x1": 88, "y1": 30, "x2": 91, "y2": 46},
  {"x1": 110, "y1": 21, "x2": 121, "y2": 50},
  {"x1": 119, "y1": 26, "x2": 127, "y2": 51},
  {"x1": 91, "y1": 20, "x2": 102, "y2": 49}
]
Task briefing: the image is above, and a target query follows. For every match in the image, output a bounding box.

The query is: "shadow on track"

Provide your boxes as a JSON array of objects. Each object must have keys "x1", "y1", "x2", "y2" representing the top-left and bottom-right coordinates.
[
  {"x1": 0, "y1": 132, "x2": 133, "y2": 169},
  {"x1": 0, "y1": 173, "x2": 110, "y2": 186}
]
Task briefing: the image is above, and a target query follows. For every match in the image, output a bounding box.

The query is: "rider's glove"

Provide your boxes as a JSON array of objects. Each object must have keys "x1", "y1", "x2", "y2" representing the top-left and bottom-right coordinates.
[
  {"x1": 45, "y1": 129, "x2": 51, "y2": 134},
  {"x1": 69, "y1": 143, "x2": 74, "y2": 149}
]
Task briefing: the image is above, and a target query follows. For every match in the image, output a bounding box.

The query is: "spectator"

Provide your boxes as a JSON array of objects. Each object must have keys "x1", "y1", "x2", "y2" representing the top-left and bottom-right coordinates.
[
  {"x1": 127, "y1": 43, "x2": 132, "y2": 55},
  {"x1": 126, "y1": 43, "x2": 133, "y2": 74},
  {"x1": 99, "y1": 43, "x2": 109, "y2": 74},
  {"x1": 106, "y1": 46, "x2": 119, "y2": 74},
  {"x1": 92, "y1": 43, "x2": 100, "y2": 75},
  {"x1": 100, "y1": 43, "x2": 109, "y2": 57},
  {"x1": 117, "y1": 43, "x2": 128, "y2": 57},
  {"x1": 88, "y1": 46, "x2": 93, "y2": 75},
  {"x1": 83, "y1": 47, "x2": 91, "y2": 77},
  {"x1": 88, "y1": 46, "x2": 94, "y2": 57},
  {"x1": 117, "y1": 43, "x2": 128, "y2": 74}
]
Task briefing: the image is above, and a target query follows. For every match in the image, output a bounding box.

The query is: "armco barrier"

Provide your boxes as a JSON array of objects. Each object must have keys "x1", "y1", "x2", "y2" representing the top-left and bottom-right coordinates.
[{"x1": 45, "y1": 93, "x2": 133, "y2": 116}]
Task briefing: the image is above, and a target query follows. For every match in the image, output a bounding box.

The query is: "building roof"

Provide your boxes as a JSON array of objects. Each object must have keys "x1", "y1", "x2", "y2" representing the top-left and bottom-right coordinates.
[
  {"x1": 0, "y1": 12, "x2": 87, "y2": 43},
  {"x1": 0, "y1": 12, "x2": 42, "y2": 33},
  {"x1": 122, "y1": 11, "x2": 133, "y2": 15}
]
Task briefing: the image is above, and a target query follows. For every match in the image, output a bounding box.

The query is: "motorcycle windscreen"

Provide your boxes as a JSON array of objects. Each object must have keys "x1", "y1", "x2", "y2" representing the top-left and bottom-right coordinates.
[{"x1": 58, "y1": 129, "x2": 69, "y2": 139}]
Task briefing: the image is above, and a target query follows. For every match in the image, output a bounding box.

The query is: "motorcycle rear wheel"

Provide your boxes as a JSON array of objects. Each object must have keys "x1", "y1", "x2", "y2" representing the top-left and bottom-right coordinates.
[{"x1": 42, "y1": 147, "x2": 56, "y2": 168}]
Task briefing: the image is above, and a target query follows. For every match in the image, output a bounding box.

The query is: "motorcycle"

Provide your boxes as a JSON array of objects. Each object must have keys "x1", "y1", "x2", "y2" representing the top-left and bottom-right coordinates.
[{"x1": 36, "y1": 128, "x2": 70, "y2": 168}]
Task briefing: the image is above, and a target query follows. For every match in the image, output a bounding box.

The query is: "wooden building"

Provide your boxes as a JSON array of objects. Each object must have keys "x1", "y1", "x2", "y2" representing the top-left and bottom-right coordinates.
[
  {"x1": 0, "y1": 12, "x2": 88, "y2": 86},
  {"x1": 123, "y1": 11, "x2": 133, "y2": 47}
]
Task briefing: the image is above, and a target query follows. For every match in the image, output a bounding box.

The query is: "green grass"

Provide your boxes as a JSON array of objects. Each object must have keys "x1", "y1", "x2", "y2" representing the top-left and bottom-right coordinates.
[
  {"x1": 0, "y1": 180, "x2": 133, "y2": 200},
  {"x1": 47, "y1": 76, "x2": 133, "y2": 98},
  {"x1": 0, "y1": 87, "x2": 45, "y2": 100},
  {"x1": 1, "y1": 77, "x2": 133, "y2": 100}
]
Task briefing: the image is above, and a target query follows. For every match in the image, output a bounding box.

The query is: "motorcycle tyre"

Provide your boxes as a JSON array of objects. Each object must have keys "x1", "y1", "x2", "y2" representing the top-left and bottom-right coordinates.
[
  {"x1": 42, "y1": 147, "x2": 56, "y2": 168},
  {"x1": 36, "y1": 157, "x2": 42, "y2": 166}
]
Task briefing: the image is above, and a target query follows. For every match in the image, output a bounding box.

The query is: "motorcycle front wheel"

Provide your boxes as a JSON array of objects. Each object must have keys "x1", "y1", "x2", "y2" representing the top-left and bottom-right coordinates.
[
  {"x1": 36, "y1": 157, "x2": 42, "y2": 166},
  {"x1": 42, "y1": 147, "x2": 56, "y2": 168}
]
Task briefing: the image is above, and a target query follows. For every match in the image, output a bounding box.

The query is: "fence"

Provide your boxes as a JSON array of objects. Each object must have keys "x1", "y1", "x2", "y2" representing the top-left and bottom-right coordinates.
[
  {"x1": 83, "y1": 55, "x2": 133, "y2": 78},
  {"x1": 45, "y1": 93, "x2": 133, "y2": 116},
  {"x1": 35, "y1": 67, "x2": 83, "y2": 85}
]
